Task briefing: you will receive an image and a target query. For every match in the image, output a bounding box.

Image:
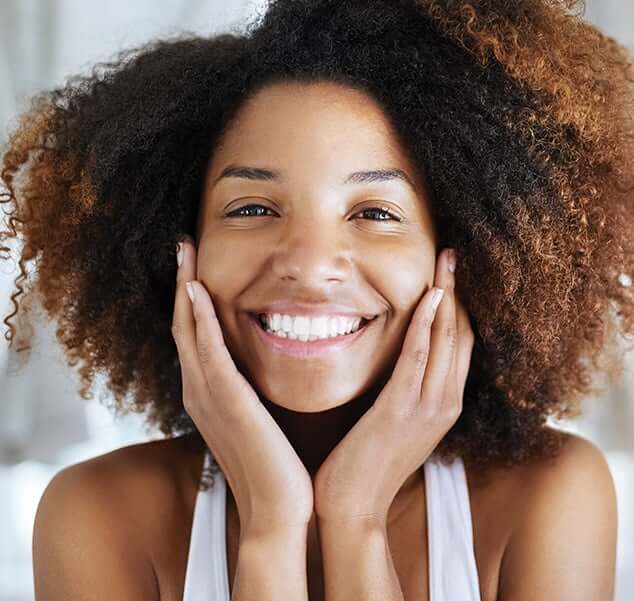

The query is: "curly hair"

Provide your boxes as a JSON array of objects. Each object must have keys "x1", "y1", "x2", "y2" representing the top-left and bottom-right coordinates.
[{"x1": 2, "y1": 0, "x2": 633, "y2": 488}]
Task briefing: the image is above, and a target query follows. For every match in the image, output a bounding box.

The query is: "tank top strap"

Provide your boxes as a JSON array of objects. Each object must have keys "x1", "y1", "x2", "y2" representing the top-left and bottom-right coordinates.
[
  {"x1": 424, "y1": 453, "x2": 481, "y2": 601},
  {"x1": 182, "y1": 449, "x2": 231, "y2": 601}
]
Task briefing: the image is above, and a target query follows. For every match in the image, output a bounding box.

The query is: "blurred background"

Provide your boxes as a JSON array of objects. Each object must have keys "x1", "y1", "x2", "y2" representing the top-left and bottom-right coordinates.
[{"x1": 0, "y1": 1, "x2": 632, "y2": 599}]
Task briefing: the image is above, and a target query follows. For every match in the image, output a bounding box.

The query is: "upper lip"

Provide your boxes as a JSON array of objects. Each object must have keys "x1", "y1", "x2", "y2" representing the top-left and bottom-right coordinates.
[{"x1": 252, "y1": 302, "x2": 379, "y2": 321}]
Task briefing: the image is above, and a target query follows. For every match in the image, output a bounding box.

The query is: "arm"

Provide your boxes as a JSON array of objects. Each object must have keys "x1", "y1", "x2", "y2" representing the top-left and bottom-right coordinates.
[
  {"x1": 318, "y1": 518, "x2": 404, "y2": 601},
  {"x1": 498, "y1": 433, "x2": 618, "y2": 601},
  {"x1": 33, "y1": 464, "x2": 159, "y2": 600},
  {"x1": 231, "y1": 525, "x2": 310, "y2": 601}
]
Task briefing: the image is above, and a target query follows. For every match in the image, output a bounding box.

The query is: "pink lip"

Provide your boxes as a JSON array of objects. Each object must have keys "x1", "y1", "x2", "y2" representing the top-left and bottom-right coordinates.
[{"x1": 249, "y1": 313, "x2": 376, "y2": 358}]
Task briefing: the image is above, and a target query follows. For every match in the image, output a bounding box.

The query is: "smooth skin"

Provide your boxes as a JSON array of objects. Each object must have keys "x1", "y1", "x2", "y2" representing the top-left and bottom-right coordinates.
[{"x1": 32, "y1": 81, "x2": 617, "y2": 601}]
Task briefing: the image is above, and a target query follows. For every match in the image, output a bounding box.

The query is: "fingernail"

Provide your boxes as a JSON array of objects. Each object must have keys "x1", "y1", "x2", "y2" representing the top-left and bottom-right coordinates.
[
  {"x1": 431, "y1": 287, "x2": 444, "y2": 312},
  {"x1": 447, "y1": 249, "x2": 457, "y2": 273},
  {"x1": 176, "y1": 242, "x2": 184, "y2": 267},
  {"x1": 185, "y1": 281, "x2": 195, "y2": 304}
]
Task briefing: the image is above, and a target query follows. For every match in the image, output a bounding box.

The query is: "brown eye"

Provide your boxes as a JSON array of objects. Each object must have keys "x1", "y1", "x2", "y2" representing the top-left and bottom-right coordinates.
[
  {"x1": 225, "y1": 204, "x2": 276, "y2": 218},
  {"x1": 356, "y1": 207, "x2": 401, "y2": 222}
]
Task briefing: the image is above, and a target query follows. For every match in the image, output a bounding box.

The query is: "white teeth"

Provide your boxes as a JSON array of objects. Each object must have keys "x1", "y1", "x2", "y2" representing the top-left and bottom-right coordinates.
[
  {"x1": 259, "y1": 313, "x2": 365, "y2": 341},
  {"x1": 310, "y1": 316, "x2": 330, "y2": 339},
  {"x1": 281, "y1": 314, "x2": 293, "y2": 332},
  {"x1": 293, "y1": 316, "x2": 311, "y2": 336}
]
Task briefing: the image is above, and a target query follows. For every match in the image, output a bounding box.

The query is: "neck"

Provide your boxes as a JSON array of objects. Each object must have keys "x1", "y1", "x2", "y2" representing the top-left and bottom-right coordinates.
[
  {"x1": 257, "y1": 378, "x2": 424, "y2": 530},
  {"x1": 260, "y1": 381, "x2": 383, "y2": 477}
]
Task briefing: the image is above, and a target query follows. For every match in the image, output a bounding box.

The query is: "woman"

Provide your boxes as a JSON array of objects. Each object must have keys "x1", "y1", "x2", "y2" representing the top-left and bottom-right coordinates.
[{"x1": 1, "y1": 0, "x2": 631, "y2": 599}]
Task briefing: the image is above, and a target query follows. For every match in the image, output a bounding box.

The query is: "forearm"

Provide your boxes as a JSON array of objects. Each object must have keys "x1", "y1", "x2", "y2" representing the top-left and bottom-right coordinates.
[
  {"x1": 319, "y1": 519, "x2": 404, "y2": 601},
  {"x1": 231, "y1": 525, "x2": 309, "y2": 601}
]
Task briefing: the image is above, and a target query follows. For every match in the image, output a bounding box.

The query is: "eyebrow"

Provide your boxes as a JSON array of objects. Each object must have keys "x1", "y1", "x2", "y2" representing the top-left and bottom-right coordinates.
[{"x1": 213, "y1": 164, "x2": 418, "y2": 192}]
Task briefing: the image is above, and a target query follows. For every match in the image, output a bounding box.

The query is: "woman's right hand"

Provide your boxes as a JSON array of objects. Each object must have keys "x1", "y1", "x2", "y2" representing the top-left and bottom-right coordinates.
[{"x1": 171, "y1": 235, "x2": 314, "y2": 539}]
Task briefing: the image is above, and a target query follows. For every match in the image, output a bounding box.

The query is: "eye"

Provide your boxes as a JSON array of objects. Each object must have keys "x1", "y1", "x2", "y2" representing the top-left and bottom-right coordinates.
[
  {"x1": 225, "y1": 204, "x2": 276, "y2": 218},
  {"x1": 224, "y1": 204, "x2": 402, "y2": 222},
  {"x1": 356, "y1": 206, "x2": 401, "y2": 222}
]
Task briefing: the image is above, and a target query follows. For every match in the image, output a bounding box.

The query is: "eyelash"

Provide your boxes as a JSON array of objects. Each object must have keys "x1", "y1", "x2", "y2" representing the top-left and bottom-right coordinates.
[{"x1": 225, "y1": 204, "x2": 401, "y2": 222}]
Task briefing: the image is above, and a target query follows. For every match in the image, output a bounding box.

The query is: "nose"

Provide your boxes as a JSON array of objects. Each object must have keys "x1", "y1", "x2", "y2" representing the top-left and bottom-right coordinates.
[{"x1": 270, "y1": 214, "x2": 350, "y2": 285}]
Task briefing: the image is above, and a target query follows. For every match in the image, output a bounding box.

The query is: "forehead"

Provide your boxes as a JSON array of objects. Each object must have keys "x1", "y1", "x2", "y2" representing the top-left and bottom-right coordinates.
[{"x1": 208, "y1": 81, "x2": 420, "y2": 183}]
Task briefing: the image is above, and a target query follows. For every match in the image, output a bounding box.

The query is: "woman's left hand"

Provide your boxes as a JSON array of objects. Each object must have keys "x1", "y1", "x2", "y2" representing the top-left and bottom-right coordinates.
[{"x1": 313, "y1": 248, "x2": 475, "y2": 527}]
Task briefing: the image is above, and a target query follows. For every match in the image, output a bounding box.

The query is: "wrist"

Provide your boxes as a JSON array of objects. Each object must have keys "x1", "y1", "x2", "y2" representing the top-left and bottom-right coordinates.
[
  {"x1": 317, "y1": 513, "x2": 388, "y2": 540},
  {"x1": 233, "y1": 524, "x2": 309, "y2": 601},
  {"x1": 240, "y1": 520, "x2": 309, "y2": 548},
  {"x1": 316, "y1": 508, "x2": 387, "y2": 531}
]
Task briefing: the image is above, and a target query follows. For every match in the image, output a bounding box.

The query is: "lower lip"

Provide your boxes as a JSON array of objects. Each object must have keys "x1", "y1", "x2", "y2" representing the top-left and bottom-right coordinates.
[{"x1": 249, "y1": 314, "x2": 377, "y2": 358}]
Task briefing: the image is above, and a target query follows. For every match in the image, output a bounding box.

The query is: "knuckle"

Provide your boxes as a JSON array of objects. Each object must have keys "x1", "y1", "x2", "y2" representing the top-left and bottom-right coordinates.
[
  {"x1": 446, "y1": 408, "x2": 461, "y2": 426},
  {"x1": 182, "y1": 395, "x2": 195, "y2": 416},
  {"x1": 420, "y1": 316, "x2": 433, "y2": 330},
  {"x1": 417, "y1": 398, "x2": 439, "y2": 421},
  {"x1": 171, "y1": 322, "x2": 183, "y2": 342},
  {"x1": 445, "y1": 399, "x2": 462, "y2": 422},
  {"x1": 197, "y1": 341, "x2": 212, "y2": 365},
  {"x1": 411, "y1": 347, "x2": 429, "y2": 369},
  {"x1": 183, "y1": 388, "x2": 209, "y2": 419}
]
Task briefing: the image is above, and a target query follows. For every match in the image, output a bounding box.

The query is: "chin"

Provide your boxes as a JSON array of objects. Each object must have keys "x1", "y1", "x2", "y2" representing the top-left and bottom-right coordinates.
[{"x1": 257, "y1": 381, "x2": 368, "y2": 413}]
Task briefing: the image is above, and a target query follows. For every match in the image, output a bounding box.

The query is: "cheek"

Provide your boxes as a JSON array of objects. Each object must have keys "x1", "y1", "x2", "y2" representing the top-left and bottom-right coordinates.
[
  {"x1": 195, "y1": 241, "x2": 261, "y2": 306},
  {"x1": 374, "y1": 246, "x2": 433, "y2": 314}
]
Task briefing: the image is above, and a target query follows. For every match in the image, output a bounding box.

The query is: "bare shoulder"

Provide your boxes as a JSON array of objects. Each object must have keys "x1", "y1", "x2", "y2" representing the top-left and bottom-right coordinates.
[
  {"x1": 496, "y1": 429, "x2": 618, "y2": 600},
  {"x1": 463, "y1": 428, "x2": 617, "y2": 601},
  {"x1": 33, "y1": 433, "x2": 205, "y2": 600},
  {"x1": 37, "y1": 432, "x2": 204, "y2": 528},
  {"x1": 467, "y1": 427, "x2": 615, "y2": 508},
  {"x1": 503, "y1": 429, "x2": 617, "y2": 518},
  {"x1": 516, "y1": 428, "x2": 613, "y2": 479}
]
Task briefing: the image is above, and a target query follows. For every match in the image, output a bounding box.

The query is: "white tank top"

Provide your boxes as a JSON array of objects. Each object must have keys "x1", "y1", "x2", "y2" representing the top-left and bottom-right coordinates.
[{"x1": 182, "y1": 450, "x2": 481, "y2": 601}]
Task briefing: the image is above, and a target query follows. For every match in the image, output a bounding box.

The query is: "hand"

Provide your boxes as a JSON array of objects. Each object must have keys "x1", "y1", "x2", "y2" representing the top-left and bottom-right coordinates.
[
  {"x1": 171, "y1": 235, "x2": 314, "y2": 537},
  {"x1": 313, "y1": 248, "x2": 475, "y2": 526}
]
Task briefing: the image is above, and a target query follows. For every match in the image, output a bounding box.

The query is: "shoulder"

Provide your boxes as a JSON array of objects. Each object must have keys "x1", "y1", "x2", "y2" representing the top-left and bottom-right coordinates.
[
  {"x1": 32, "y1": 433, "x2": 205, "y2": 600},
  {"x1": 497, "y1": 429, "x2": 617, "y2": 600},
  {"x1": 519, "y1": 428, "x2": 615, "y2": 486},
  {"x1": 506, "y1": 429, "x2": 617, "y2": 521},
  {"x1": 36, "y1": 433, "x2": 204, "y2": 524}
]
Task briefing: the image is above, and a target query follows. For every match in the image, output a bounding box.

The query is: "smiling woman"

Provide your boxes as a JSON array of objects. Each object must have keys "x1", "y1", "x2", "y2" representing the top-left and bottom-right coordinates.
[{"x1": 1, "y1": 0, "x2": 632, "y2": 600}]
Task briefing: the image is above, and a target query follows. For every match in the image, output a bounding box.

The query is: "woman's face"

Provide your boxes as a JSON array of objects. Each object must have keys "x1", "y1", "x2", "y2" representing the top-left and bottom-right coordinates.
[{"x1": 196, "y1": 81, "x2": 438, "y2": 413}]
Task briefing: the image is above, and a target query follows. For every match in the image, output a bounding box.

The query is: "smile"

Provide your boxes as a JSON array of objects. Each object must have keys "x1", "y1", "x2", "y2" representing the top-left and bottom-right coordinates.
[{"x1": 249, "y1": 313, "x2": 378, "y2": 358}]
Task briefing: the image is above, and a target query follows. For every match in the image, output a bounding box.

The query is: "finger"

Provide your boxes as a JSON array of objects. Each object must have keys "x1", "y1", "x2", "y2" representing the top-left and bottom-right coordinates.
[
  {"x1": 377, "y1": 283, "x2": 444, "y2": 418},
  {"x1": 454, "y1": 293, "x2": 475, "y2": 401},
  {"x1": 419, "y1": 249, "x2": 458, "y2": 415},
  {"x1": 443, "y1": 264, "x2": 472, "y2": 405},
  {"x1": 188, "y1": 279, "x2": 262, "y2": 421},
  {"x1": 188, "y1": 278, "x2": 303, "y2": 479},
  {"x1": 446, "y1": 309, "x2": 461, "y2": 404},
  {"x1": 172, "y1": 238, "x2": 251, "y2": 417},
  {"x1": 170, "y1": 236, "x2": 211, "y2": 415},
  {"x1": 444, "y1": 289, "x2": 467, "y2": 408}
]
